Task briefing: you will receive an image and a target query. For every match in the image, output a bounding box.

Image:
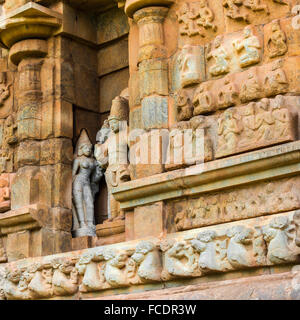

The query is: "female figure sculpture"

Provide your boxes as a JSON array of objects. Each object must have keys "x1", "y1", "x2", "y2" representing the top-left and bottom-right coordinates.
[{"x1": 72, "y1": 129, "x2": 102, "y2": 237}]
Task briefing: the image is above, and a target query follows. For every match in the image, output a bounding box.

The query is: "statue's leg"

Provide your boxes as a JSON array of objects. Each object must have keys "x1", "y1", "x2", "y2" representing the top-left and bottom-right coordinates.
[
  {"x1": 73, "y1": 182, "x2": 85, "y2": 228},
  {"x1": 83, "y1": 184, "x2": 95, "y2": 227}
]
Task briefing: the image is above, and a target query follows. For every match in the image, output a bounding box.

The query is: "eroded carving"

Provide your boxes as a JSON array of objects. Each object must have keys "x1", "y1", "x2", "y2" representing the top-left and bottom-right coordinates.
[
  {"x1": 172, "y1": 177, "x2": 300, "y2": 231},
  {"x1": 262, "y1": 216, "x2": 297, "y2": 264},
  {"x1": 193, "y1": 83, "x2": 216, "y2": 115},
  {"x1": 267, "y1": 20, "x2": 288, "y2": 58},
  {"x1": 216, "y1": 96, "x2": 296, "y2": 158},
  {"x1": 233, "y1": 26, "x2": 261, "y2": 68},
  {"x1": 176, "y1": 1, "x2": 217, "y2": 37},
  {"x1": 207, "y1": 35, "x2": 230, "y2": 77},
  {"x1": 178, "y1": 45, "x2": 203, "y2": 88}
]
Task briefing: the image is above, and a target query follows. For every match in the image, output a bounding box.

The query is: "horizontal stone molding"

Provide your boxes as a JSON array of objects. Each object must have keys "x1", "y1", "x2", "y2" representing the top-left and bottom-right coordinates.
[
  {"x1": 113, "y1": 141, "x2": 300, "y2": 209},
  {"x1": 0, "y1": 210, "x2": 299, "y2": 299}
]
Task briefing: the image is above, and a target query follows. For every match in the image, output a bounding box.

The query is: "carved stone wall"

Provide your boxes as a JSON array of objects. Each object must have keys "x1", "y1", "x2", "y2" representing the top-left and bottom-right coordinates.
[{"x1": 0, "y1": 0, "x2": 298, "y2": 300}]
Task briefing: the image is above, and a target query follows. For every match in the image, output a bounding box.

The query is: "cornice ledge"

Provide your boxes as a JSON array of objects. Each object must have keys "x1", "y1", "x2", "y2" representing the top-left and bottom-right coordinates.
[{"x1": 113, "y1": 141, "x2": 300, "y2": 209}]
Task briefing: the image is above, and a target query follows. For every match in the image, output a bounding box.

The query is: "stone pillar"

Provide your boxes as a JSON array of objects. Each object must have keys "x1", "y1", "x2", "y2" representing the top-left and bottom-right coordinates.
[
  {"x1": 0, "y1": 3, "x2": 72, "y2": 261},
  {"x1": 134, "y1": 7, "x2": 168, "y2": 131},
  {"x1": 124, "y1": 0, "x2": 173, "y2": 240}
]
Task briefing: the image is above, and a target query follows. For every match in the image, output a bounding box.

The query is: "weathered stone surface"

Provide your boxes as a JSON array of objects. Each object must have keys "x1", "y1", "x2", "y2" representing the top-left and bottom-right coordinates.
[
  {"x1": 141, "y1": 95, "x2": 168, "y2": 129},
  {"x1": 0, "y1": 0, "x2": 299, "y2": 302},
  {"x1": 0, "y1": 210, "x2": 299, "y2": 299},
  {"x1": 99, "y1": 68, "x2": 130, "y2": 113}
]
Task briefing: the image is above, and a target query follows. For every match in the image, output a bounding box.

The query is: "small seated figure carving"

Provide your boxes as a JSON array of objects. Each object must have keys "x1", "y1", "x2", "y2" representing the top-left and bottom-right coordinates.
[
  {"x1": 160, "y1": 240, "x2": 198, "y2": 279},
  {"x1": 254, "y1": 98, "x2": 274, "y2": 142},
  {"x1": 239, "y1": 72, "x2": 262, "y2": 103},
  {"x1": 223, "y1": 0, "x2": 249, "y2": 22},
  {"x1": 191, "y1": 230, "x2": 224, "y2": 271},
  {"x1": 243, "y1": 0, "x2": 269, "y2": 14},
  {"x1": 175, "y1": 89, "x2": 193, "y2": 121},
  {"x1": 217, "y1": 108, "x2": 242, "y2": 156},
  {"x1": 193, "y1": 83, "x2": 216, "y2": 115},
  {"x1": 270, "y1": 95, "x2": 293, "y2": 140},
  {"x1": 130, "y1": 241, "x2": 162, "y2": 282},
  {"x1": 0, "y1": 72, "x2": 11, "y2": 107},
  {"x1": 226, "y1": 225, "x2": 254, "y2": 268},
  {"x1": 264, "y1": 60, "x2": 288, "y2": 97},
  {"x1": 217, "y1": 77, "x2": 239, "y2": 109},
  {"x1": 178, "y1": 45, "x2": 202, "y2": 87},
  {"x1": 267, "y1": 20, "x2": 287, "y2": 58},
  {"x1": 176, "y1": 3, "x2": 199, "y2": 37},
  {"x1": 262, "y1": 216, "x2": 296, "y2": 264},
  {"x1": 197, "y1": 0, "x2": 217, "y2": 32},
  {"x1": 240, "y1": 102, "x2": 256, "y2": 142},
  {"x1": 207, "y1": 36, "x2": 230, "y2": 77},
  {"x1": 233, "y1": 26, "x2": 261, "y2": 68}
]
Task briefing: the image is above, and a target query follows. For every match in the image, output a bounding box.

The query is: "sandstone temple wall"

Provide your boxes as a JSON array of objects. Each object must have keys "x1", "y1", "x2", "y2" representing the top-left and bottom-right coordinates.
[{"x1": 0, "y1": 0, "x2": 298, "y2": 300}]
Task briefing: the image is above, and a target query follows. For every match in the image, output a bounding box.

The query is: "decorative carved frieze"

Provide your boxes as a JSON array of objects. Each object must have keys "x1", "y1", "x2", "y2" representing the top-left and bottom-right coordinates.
[
  {"x1": 0, "y1": 211, "x2": 298, "y2": 299},
  {"x1": 216, "y1": 95, "x2": 296, "y2": 158},
  {"x1": 170, "y1": 176, "x2": 300, "y2": 231}
]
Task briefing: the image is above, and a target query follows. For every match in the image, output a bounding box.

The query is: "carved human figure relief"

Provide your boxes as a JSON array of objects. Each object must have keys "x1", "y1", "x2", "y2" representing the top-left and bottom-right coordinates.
[
  {"x1": 130, "y1": 241, "x2": 162, "y2": 282},
  {"x1": 0, "y1": 72, "x2": 11, "y2": 107},
  {"x1": 207, "y1": 36, "x2": 230, "y2": 77},
  {"x1": 270, "y1": 95, "x2": 294, "y2": 140},
  {"x1": 191, "y1": 230, "x2": 224, "y2": 271},
  {"x1": 193, "y1": 83, "x2": 216, "y2": 115},
  {"x1": 239, "y1": 71, "x2": 262, "y2": 103},
  {"x1": 197, "y1": 0, "x2": 217, "y2": 32},
  {"x1": 240, "y1": 102, "x2": 256, "y2": 143},
  {"x1": 263, "y1": 60, "x2": 288, "y2": 97},
  {"x1": 72, "y1": 129, "x2": 100, "y2": 237},
  {"x1": 267, "y1": 20, "x2": 288, "y2": 58},
  {"x1": 223, "y1": 0, "x2": 249, "y2": 22},
  {"x1": 178, "y1": 45, "x2": 203, "y2": 88},
  {"x1": 217, "y1": 76, "x2": 239, "y2": 109},
  {"x1": 262, "y1": 216, "x2": 297, "y2": 264},
  {"x1": 175, "y1": 89, "x2": 193, "y2": 121},
  {"x1": 243, "y1": 0, "x2": 269, "y2": 14},
  {"x1": 233, "y1": 27, "x2": 261, "y2": 68},
  {"x1": 176, "y1": 1, "x2": 216, "y2": 37},
  {"x1": 189, "y1": 115, "x2": 213, "y2": 164},
  {"x1": 160, "y1": 240, "x2": 199, "y2": 280},
  {"x1": 226, "y1": 225, "x2": 254, "y2": 268},
  {"x1": 217, "y1": 108, "x2": 242, "y2": 157},
  {"x1": 95, "y1": 94, "x2": 130, "y2": 222},
  {"x1": 176, "y1": 2, "x2": 199, "y2": 37},
  {"x1": 254, "y1": 98, "x2": 275, "y2": 142}
]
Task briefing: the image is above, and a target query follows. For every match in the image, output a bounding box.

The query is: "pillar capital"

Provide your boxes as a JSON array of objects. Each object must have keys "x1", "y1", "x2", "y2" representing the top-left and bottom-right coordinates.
[
  {"x1": 0, "y1": 2, "x2": 61, "y2": 54},
  {"x1": 125, "y1": 0, "x2": 174, "y2": 19}
]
